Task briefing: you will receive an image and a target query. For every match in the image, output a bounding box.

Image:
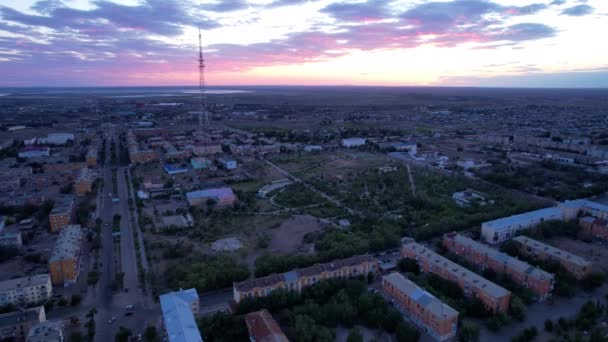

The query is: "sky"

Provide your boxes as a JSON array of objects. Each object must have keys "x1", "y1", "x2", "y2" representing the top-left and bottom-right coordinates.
[{"x1": 0, "y1": 0, "x2": 607, "y2": 87}]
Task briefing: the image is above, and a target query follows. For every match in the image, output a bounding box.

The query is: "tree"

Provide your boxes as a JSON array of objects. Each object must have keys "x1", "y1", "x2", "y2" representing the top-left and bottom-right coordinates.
[
  {"x1": 69, "y1": 331, "x2": 84, "y2": 342},
  {"x1": 144, "y1": 326, "x2": 158, "y2": 342},
  {"x1": 71, "y1": 294, "x2": 82, "y2": 306},
  {"x1": 395, "y1": 322, "x2": 420, "y2": 342},
  {"x1": 509, "y1": 296, "x2": 527, "y2": 321},
  {"x1": 346, "y1": 328, "x2": 363, "y2": 342},
  {"x1": 115, "y1": 327, "x2": 132, "y2": 342},
  {"x1": 458, "y1": 321, "x2": 480, "y2": 342},
  {"x1": 544, "y1": 319, "x2": 554, "y2": 332},
  {"x1": 397, "y1": 258, "x2": 420, "y2": 274}
]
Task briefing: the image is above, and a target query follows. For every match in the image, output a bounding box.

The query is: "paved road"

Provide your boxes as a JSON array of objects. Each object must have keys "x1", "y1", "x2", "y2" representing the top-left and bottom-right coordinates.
[{"x1": 93, "y1": 129, "x2": 159, "y2": 342}]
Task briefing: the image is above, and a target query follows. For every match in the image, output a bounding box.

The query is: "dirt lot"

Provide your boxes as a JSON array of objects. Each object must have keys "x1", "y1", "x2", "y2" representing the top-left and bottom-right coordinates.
[
  {"x1": 267, "y1": 214, "x2": 323, "y2": 254},
  {"x1": 548, "y1": 237, "x2": 608, "y2": 272}
]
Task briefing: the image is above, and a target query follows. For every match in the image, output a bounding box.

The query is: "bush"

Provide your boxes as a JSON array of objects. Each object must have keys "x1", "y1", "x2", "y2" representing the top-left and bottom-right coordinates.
[
  {"x1": 458, "y1": 320, "x2": 480, "y2": 342},
  {"x1": 544, "y1": 319, "x2": 554, "y2": 332},
  {"x1": 346, "y1": 328, "x2": 363, "y2": 342},
  {"x1": 397, "y1": 258, "x2": 420, "y2": 274},
  {"x1": 70, "y1": 294, "x2": 82, "y2": 306},
  {"x1": 395, "y1": 322, "x2": 420, "y2": 342}
]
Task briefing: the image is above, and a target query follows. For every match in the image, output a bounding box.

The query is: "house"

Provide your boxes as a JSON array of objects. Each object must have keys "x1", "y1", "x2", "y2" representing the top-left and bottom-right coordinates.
[
  {"x1": 159, "y1": 289, "x2": 202, "y2": 342},
  {"x1": 186, "y1": 187, "x2": 237, "y2": 207},
  {"x1": 0, "y1": 232, "x2": 22, "y2": 249},
  {"x1": 218, "y1": 156, "x2": 237, "y2": 170},
  {"x1": 382, "y1": 273, "x2": 458, "y2": 341},
  {"x1": 303, "y1": 145, "x2": 322, "y2": 152},
  {"x1": 452, "y1": 189, "x2": 491, "y2": 207},
  {"x1": 19, "y1": 146, "x2": 50, "y2": 159},
  {"x1": 190, "y1": 157, "x2": 212, "y2": 170},
  {"x1": 163, "y1": 164, "x2": 188, "y2": 176},
  {"x1": 244, "y1": 309, "x2": 289, "y2": 342},
  {"x1": 341, "y1": 138, "x2": 366, "y2": 148}
]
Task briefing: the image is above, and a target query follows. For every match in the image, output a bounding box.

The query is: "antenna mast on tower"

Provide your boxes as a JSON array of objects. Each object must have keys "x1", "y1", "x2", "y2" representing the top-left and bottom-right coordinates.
[{"x1": 197, "y1": 24, "x2": 208, "y2": 134}]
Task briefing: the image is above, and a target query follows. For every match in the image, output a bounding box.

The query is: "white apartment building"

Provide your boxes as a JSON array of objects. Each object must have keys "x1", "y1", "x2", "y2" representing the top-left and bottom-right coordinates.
[
  {"x1": 341, "y1": 138, "x2": 366, "y2": 148},
  {"x1": 0, "y1": 274, "x2": 52, "y2": 307},
  {"x1": 481, "y1": 207, "x2": 564, "y2": 244}
]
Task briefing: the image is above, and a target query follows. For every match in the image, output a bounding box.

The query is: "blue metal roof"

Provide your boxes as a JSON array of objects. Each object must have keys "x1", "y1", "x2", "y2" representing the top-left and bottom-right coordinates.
[{"x1": 160, "y1": 289, "x2": 203, "y2": 342}]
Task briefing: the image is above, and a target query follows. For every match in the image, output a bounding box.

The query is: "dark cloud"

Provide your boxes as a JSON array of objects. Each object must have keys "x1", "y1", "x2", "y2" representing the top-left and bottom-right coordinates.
[
  {"x1": 550, "y1": 0, "x2": 566, "y2": 5},
  {"x1": 0, "y1": 0, "x2": 218, "y2": 37},
  {"x1": 493, "y1": 23, "x2": 556, "y2": 41},
  {"x1": 320, "y1": 0, "x2": 391, "y2": 22},
  {"x1": 561, "y1": 4, "x2": 593, "y2": 16},
  {"x1": 200, "y1": 0, "x2": 249, "y2": 12}
]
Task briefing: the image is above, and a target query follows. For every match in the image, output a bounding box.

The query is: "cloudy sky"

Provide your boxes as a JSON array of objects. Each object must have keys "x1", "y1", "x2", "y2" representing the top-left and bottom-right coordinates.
[{"x1": 0, "y1": 0, "x2": 606, "y2": 87}]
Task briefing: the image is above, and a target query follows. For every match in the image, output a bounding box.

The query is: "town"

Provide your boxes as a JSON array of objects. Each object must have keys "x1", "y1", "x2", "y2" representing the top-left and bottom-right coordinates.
[{"x1": 0, "y1": 86, "x2": 608, "y2": 342}]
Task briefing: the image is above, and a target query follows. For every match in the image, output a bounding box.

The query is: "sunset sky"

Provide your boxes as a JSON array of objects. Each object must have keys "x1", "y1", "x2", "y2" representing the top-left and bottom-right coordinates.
[{"x1": 0, "y1": 0, "x2": 607, "y2": 87}]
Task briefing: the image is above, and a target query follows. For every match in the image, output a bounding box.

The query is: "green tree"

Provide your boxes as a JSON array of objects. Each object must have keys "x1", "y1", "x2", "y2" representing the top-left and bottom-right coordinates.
[
  {"x1": 458, "y1": 320, "x2": 480, "y2": 342},
  {"x1": 144, "y1": 326, "x2": 158, "y2": 342},
  {"x1": 346, "y1": 328, "x2": 363, "y2": 342},
  {"x1": 115, "y1": 326, "x2": 132, "y2": 342},
  {"x1": 395, "y1": 322, "x2": 420, "y2": 342}
]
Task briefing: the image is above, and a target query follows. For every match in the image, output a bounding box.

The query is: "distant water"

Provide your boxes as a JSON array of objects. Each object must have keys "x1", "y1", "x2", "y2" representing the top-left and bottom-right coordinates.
[{"x1": 0, "y1": 87, "x2": 251, "y2": 97}]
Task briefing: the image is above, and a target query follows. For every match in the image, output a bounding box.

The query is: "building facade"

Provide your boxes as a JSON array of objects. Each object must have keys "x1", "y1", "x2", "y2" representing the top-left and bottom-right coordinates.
[
  {"x1": 48, "y1": 225, "x2": 82, "y2": 285},
  {"x1": 481, "y1": 207, "x2": 564, "y2": 244},
  {"x1": 186, "y1": 187, "x2": 237, "y2": 207},
  {"x1": 48, "y1": 198, "x2": 74, "y2": 233},
  {"x1": 443, "y1": 233, "x2": 554, "y2": 300},
  {"x1": 0, "y1": 306, "x2": 46, "y2": 342},
  {"x1": 234, "y1": 255, "x2": 376, "y2": 303},
  {"x1": 402, "y1": 238, "x2": 511, "y2": 313},
  {"x1": 512, "y1": 236, "x2": 592, "y2": 280},
  {"x1": 26, "y1": 321, "x2": 63, "y2": 342},
  {"x1": 0, "y1": 274, "x2": 52, "y2": 307},
  {"x1": 382, "y1": 272, "x2": 458, "y2": 342}
]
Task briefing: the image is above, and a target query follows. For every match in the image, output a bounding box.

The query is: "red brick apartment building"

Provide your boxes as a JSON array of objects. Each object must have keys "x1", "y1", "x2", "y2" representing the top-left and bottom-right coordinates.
[
  {"x1": 512, "y1": 236, "x2": 592, "y2": 280},
  {"x1": 233, "y1": 255, "x2": 376, "y2": 303},
  {"x1": 401, "y1": 238, "x2": 511, "y2": 313},
  {"x1": 579, "y1": 216, "x2": 608, "y2": 240},
  {"x1": 443, "y1": 233, "x2": 554, "y2": 300},
  {"x1": 48, "y1": 197, "x2": 74, "y2": 233},
  {"x1": 245, "y1": 309, "x2": 289, "y2": 342},
  {"x1": 382, "y1": 272, "x2": 458, "y2": 341}
]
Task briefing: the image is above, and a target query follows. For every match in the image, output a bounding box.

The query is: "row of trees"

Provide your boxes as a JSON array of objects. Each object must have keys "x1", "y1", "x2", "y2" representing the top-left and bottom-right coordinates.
[
  {"x1": 200, "y1": 278, "x2": 419, "y2": 342},
  {"x1": 165, "y1": 254, "x2": 249, "y2": 292}
]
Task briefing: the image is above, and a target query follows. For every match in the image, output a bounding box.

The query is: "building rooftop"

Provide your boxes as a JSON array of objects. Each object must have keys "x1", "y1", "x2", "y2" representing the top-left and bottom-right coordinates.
[
  {"x1": 50, "y1": 197, "x2": 73, "y2": 215},
  {"x1": 235, "y1": 255, "x2": 374, "y2": 292},
  {"x1": 447, "y1": 234, "x2": 553, "y2": 281},
  {"x1": 244, "y1": 309, "x2": 289, "y2": 342},
  {"x1": 0, "y1": 274, "x2": 50, "y2": 292},
  {"x1": 402, "y1": 239, "x2": 510, "y2": 299},
  {"x1": 27, "y1": 321, "x2": 63, "y2": 342},
  {"x1": 513, "y1": 236, "x2": 591, "y2": 267},
  {"x1": 383, "y1": 272, "x2": 458, "y2": 320},
  {"x1": 159, "y1": 289, "x2": 202, "y2": 342},
  {"x1": 49, "y1": 225, "x2": 82, "y2": 263},
  {"x1": 482, "y1": 207, "x2": 562, "y2": 231},
  {"x1": 186, "y1": 187, "x2": 235, "y2": 200},
  {"x1": 0, "y1": 306, "x2": 44, "y2": 328}
]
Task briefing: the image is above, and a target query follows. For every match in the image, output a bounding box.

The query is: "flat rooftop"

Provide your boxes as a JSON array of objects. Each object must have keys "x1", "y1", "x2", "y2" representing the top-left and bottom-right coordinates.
[
  {"x1": 0, "y1": 274, "x2": 50, "y2": 292},
  {"x1": 402, "y1": 240, "x2": 510, "y2": 299},
  {"x1": 383, "y1": 272, "x2": 458, "y2": 320},
  {"x1": 159, "y1": 289, "x2": 202, "y2": 342},
  {"x1": 49, "y1": 225, "x2": 82, "y2": 263},
  {"x1": 482, "y1": 207, "x2": 562, "y2": 230},
  {"x1": 513, "y1": 236, "x2": 591, "y2": 267}
]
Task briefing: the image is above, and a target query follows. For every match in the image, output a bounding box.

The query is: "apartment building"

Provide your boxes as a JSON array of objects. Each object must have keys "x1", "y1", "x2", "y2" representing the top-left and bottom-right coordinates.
[
  {"x1": 234, "y1": 255, "x2": 376, "y2": 303},
  {"x1": 85, "y1": 148, "x2": 97, "y2": 167},
  {"x1": 481, "y1": 207, "x2": 563, "y2": 244},
  {"x1": 48, "y1": 225, "x2": 82, "y2": 285},
  {"x1": 244, "y1": 309, "x2": 289, "y2": 342},
  {"x1": 0, "y1": 306, "x2": 46, "y2": 342},
  {"x1": 512, "y1": 236, "x2": 592, "y2": 280},
  {"x1": 443, "y1": 233, "x2": 554, "y2": 300},
  {"x1": 159, "y1": 288, "x2": 202, "y2": 342},
  {"x1": 402, "y1": 238, "x2": 511, "y2": 313},
  {"x1": 48, "y1": 197, "x2": 74, "y2": 233},
  {"x1": 382, "y1": 273, "x2": 458, "y2": 342},
  {"x1": 579, "y1": 216, "x2": 608, "y2": 240},
  {"x1": 0, "y1": 274, "x2": 52, "y2": 307},
  {"x1": 186, "y1": 187, "x2": 237, "y2": 207},
  {"x1": 74, "y1": 169, "x2": 95, "y2": 196}
]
